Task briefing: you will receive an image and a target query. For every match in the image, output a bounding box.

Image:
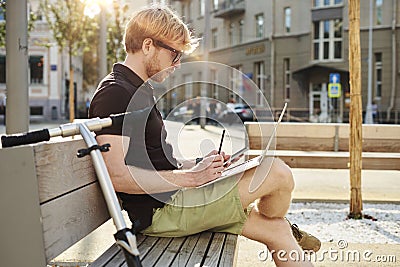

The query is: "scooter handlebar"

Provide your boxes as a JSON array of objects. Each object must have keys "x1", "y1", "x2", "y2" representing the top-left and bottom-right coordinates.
[{"x1": 1, "y1": 129, "x2": 50, "y2": 148}]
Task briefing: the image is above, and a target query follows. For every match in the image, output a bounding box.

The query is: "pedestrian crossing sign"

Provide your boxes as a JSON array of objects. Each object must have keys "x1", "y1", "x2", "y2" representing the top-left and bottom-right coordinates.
[{"x1": 328, "y1": 83, "x2": 341, "y2": 98}]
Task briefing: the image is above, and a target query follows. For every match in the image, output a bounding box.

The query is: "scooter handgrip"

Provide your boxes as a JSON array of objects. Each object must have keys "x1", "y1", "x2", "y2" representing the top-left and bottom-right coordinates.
[{"x1": 1, "y1": 129, "x2": 50, "y2": 148}]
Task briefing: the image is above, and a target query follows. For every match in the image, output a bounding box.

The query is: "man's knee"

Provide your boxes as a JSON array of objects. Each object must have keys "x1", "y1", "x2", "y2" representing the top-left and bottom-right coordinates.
[{"x1": 271, "y1": 158, "x2": 295, "y2": 192}]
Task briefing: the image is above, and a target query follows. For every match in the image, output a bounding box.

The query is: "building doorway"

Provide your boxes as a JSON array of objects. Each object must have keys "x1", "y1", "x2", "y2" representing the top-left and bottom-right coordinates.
[{"x1": 309, "y1": 82, "x2": 343, "y2": 123}]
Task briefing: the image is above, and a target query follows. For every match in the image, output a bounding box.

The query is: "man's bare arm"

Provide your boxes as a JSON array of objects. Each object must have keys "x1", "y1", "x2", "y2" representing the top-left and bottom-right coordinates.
[{"x1": 96, "y1": 135, "x2": 225, "y2": 194}]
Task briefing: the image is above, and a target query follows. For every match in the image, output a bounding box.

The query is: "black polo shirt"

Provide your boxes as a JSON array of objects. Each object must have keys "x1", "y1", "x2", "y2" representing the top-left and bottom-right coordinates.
[{"x1": 89, "y1": 63, "x2": 177, "y2": 231}]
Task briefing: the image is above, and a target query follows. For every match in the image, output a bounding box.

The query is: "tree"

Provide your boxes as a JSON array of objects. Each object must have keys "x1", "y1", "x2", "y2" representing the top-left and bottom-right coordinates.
[
  {"x1": 82, "y1": 1, "x2": 128, "y2": 95},
  {"x1": 0, "y1": 1, "x2": 37, "y2": 48},
  {"x1": 106, "y1": 1, "x2": 128, "y2": 69},
  {"x1": 41, "y1": 0, "x2": 95, "y2": 121},
  {"x1": 0, "y1": 1, "x2": 5, "y2": 48}
]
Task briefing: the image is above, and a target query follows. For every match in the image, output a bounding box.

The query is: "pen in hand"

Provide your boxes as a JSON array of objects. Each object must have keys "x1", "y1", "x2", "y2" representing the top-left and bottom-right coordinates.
[{"x1": 218, "y1": 129, "x2": 226, "y2": 155}]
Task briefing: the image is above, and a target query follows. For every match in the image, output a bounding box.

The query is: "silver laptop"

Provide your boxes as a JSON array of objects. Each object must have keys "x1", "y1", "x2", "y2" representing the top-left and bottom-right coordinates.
[{"x1": 197, "y1": 103, "x2": 287, "y2": 188}]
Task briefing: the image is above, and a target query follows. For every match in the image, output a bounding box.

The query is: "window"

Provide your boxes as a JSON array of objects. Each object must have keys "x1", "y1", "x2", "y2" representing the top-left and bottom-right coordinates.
[
  {"x1": 198, "y1": 33, "x2": 204, "y2": 53},
  {"x1": 255, "y1": 14, "x2": 264, "y2": 39},
  {"x1": 255, "y1": 61, "x2": 265, "y2": 106},
  {"x1": 188, "y1": 0, "x2": 192, "y2": 21},
  {"x1": 313, "y1": 19, "x2": 342, "y2": 60},
  {"x1": 0, "y1": 55, "x2": 5, "y2": 83},
  {"x1": 230, "y1": 65, "x2": 242, "y2": 96},
  {"x1": 374, "y1": 53, "x2": 382, "y2": 98},
  {"x1": 284, "y1": 7, "x2": 291, "y2": 33},
  {"x1": 29, "y1": 56, "x2": 44, "y2": 84},
  {"x1": 212, "y1": 28, "x2": 218, "y2": 48},
  {"x1": 376, "y1": 0, "x2": 383, "y2": 25},
  {"x1": 184, "y1": 74, "x2": 193, "y2": 100},
  {"x1": 284, "y1": 58, "x2": 291, "y2": 100},
  {"x1": 199, "y1": 0, "x2": 205, "y2": 17},
  {"x1": 181, "y1": 3, "x2": 186, "y2": 21},
  {"x1": 228, "y1": 23, "x2": 234, "y2": 45},
  {"x1": 314, "y1": 0, "x2": 342, "y2": 7},
  {"x1": 238, "y1": 19, "x2": 244, "y2": 43},
  {"x1": 213, "y1": 0, "x2": 219, "y2": 11},
  {"x1": 211, "y1": 69, "x2": 218, "y2": 99},
  {"x1": 151, "y1": 0, "x2": 170, "y2": 4},
  {"x1": 30, "y1": 106, "x2": 43, "y2": 116}
]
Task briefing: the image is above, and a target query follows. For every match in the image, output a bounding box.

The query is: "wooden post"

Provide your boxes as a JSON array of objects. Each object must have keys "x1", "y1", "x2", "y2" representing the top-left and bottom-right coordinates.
[{"x1": 348, "y1": 0, "x2": 363, "y2": 218}]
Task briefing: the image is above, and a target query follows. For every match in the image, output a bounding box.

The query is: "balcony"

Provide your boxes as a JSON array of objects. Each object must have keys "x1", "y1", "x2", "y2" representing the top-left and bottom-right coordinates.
[{"x1": 214, "y1": 0, "x2": 245, "y2": 19}]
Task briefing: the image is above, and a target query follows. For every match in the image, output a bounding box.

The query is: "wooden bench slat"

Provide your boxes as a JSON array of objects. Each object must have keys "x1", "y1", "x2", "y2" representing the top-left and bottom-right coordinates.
[
  {"x1": 141, "y1": 237, "x2": 174, "y2": 266},
  {"x1": 219, "y1": 234, "x2": 239, "y2": 267},
  {"x1": 171, "y1": 233, "x2": 202, "y2": 266},
  {"x1": 245, "y1": 122, "x2": 400, "y2": 152},
  {"x1": 91, "y1": 234, "x2": 146, "y2": 267},
  {"x1": 248, "y1": 150, "x2": 400, "y2": 170},
  {"x1": 102, "y1": 247, "x2": 126, "y2": 267},
  {"x1": 90, "y1": 244, "x2": 120, "y2": 267},
  {"x1": 138, "y1": 236, "x2": 161, "y2": 260},
  {"x1": 41, "y1": 182, "x2": 110, "y2": 261},
  {"x1": 34, "y1": 139, "x2": 97, "y2": 204},
  {"x1": 154, "y1": 237, "x2": 187, "y2": 266},
  {"x1": 185, "y1": 232, "x2": 214, "y2": 267},
  {"x1": 202, "y1": 232, "x2": 227, "y2": 266}
]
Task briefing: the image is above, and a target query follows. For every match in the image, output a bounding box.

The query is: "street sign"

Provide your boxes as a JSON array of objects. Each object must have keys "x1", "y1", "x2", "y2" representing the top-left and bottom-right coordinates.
[
  {"x1": 328, "y1": 83, "x2": 342, "y2": 98},
  {"x1": 330, "y1": 73, "x2": 340, "y2": 84},
  {"x1": 329, "y1": 73, "x2": 341, "y2": 98}
]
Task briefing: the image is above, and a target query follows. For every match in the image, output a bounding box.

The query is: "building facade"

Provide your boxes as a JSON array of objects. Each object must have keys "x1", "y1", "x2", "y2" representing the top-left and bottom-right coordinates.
[{"x1": 166, "y1": 0, "x2": 400, "y2": 123}]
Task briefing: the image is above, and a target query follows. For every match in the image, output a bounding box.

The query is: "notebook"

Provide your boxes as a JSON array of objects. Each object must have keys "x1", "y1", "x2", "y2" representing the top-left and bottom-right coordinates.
[{"x1": 196, "y1": 103, "x2": 287, "y2": 188}]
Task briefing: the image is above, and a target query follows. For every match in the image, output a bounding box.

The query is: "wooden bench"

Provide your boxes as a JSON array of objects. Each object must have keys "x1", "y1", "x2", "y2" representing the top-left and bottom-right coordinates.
[
  {"x1": 0, "y1": 138, "x2": 238, "y2": 267},
  {"x1": 245, "y1": 122, "x2": 400, "y2": 170}
]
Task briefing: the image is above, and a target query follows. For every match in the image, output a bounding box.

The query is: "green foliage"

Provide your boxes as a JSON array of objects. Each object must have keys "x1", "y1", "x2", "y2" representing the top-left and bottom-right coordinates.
[
  {"x1": 0, "y1": 1, "x2": 38, "y2": 48},
  {"x1": 83, "y1": 1, "x2": 129, "y2": 90},
  {"x1": 0, "y1": 1, "x2": 5, "y2": 47},
  {"x1": 82, "y1": 24, "x2": 99, "y2": 91},
  {"x1": 106, "y1": 2, "x2": 128, "y2": 68},
  {"x1": 41, "y1": 0, "x2": 94, "y2": 54},
  {"x1": 41, "y1": 0, "x2": 129, "y2": 91}
]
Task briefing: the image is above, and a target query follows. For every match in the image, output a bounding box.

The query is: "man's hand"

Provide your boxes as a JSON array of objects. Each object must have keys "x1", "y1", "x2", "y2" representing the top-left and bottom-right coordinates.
[
  {"x1": 205, "y1": 149, "x2": 230, "y2": 163},
  {"x1": 184, "y1": 154, "x2": 225, "y2": 187}
]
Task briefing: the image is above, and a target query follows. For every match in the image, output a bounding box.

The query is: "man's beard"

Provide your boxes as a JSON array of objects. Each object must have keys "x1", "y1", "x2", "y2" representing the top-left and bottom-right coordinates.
[
  {"x1": 145, "y1": 52, "x2": 160, "y2": 78},
  {"x1": 145, "y1": 52, "x2": 170, "y2": 83}
]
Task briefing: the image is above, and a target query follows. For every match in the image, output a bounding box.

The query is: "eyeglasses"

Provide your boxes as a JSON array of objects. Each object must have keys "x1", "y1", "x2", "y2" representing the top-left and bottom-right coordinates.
[{"x1": 154, "y1": 40, "x2": 183, "y2": 64}]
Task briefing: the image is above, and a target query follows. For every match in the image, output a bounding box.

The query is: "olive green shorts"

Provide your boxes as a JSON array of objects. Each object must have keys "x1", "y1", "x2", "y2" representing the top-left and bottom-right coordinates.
[{"x1": 141, "y1": 176, "x2": 248, "y2": 237}]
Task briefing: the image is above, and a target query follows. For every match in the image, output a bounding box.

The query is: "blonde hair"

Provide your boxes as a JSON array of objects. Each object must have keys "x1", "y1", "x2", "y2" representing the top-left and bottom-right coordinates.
[{"x1": 124, "y1": 5, "x2": 198, "y2": 54}]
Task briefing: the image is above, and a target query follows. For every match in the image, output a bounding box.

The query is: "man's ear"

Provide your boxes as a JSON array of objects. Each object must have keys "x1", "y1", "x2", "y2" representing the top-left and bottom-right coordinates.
[{"x1": 142, "y1": 38, "x2": 153, "y2": 55}]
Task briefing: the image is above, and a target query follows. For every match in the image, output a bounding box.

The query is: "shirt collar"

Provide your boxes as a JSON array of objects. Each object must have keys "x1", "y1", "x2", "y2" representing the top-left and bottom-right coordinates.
[{"x1": 113, "y1": 63, "x2": 144, "y2": 89}]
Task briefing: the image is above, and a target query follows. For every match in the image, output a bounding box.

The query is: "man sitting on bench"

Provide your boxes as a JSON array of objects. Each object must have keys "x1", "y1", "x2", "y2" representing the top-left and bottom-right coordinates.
[{"x1": 89, "y1": 5, "x2": 320, "y2": 266}]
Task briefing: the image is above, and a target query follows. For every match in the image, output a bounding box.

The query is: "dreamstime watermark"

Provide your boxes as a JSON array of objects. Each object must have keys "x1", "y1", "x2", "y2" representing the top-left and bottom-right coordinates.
[{"x1": 257, "y1": 239, "x2": 397, "y2": 263}]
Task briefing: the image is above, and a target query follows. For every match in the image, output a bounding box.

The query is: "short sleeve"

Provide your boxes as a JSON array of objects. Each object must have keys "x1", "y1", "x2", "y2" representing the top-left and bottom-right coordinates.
[{"x1": 89, "y1": 85, "x2": 132, "y2": 135}]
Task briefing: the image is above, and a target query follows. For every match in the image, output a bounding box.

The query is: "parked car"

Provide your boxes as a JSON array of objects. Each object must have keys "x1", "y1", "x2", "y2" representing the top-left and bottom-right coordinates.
[{"x1": 221, "y1": 103, "x2": 254, "y2": 122}]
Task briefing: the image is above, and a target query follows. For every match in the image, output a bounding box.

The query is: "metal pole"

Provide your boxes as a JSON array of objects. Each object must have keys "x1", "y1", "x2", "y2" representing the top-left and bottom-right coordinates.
[
  {"x1": 5, "y1": 0, "x2": 29, "y2": 134},
  {"x1": 270, "y1": 0, "x2": 275, "y2": 108},
  {"x1": 79, "y1": 123, "x2": 127, "y2": 230},
  {"x1": 200, "y1": 0, "x2": 211, "y2": 129},
  {"x1": 365, "y1": 0, "x2": 374, "y2": 124},
  {"x1": 99, "y1": 4, "x2": 108, "y2": 80}
]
